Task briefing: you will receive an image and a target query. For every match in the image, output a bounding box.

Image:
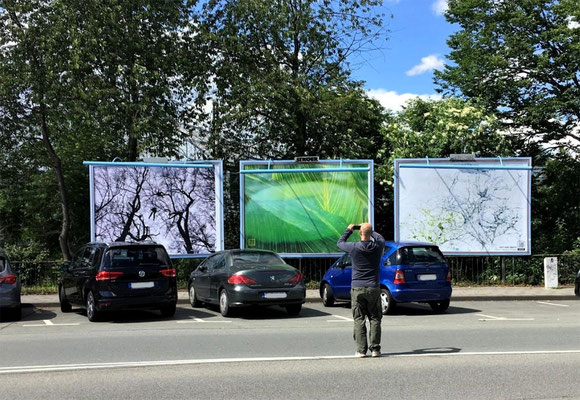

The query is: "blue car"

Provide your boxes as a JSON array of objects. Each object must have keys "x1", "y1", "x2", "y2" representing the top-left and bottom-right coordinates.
[{"x1": 320, "y1": 241, "x2": 452, "y2": 314}]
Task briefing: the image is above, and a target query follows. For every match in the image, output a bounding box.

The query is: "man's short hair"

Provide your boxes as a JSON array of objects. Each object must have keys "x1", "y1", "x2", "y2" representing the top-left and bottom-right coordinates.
[{"x1": 360, "y1": 222, "x2": 372, "y2": 237}]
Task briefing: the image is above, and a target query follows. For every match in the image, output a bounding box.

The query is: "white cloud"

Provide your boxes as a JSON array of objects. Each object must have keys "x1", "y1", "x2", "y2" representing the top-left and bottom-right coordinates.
[
  {"x1": 432, "y1": 0, "x2": 448, "y2": 15},
  {"x1": 406, "y1": 54, "x2": 445, "y2": 76},
  {"x1": 366, "y1": 89, "x2": 442, "y2": 112}
]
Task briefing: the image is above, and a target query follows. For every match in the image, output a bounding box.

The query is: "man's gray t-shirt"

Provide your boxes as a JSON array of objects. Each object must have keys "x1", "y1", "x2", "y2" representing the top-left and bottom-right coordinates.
[{"x1": 337, "y1": 229, "x2": 386, "y2": 288}]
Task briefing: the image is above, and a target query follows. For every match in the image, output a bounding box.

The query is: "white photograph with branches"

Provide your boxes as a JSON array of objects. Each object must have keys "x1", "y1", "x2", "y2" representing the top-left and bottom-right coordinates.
[{"x1": 396, "y1": 159, "x2": 531, "y2": 255}]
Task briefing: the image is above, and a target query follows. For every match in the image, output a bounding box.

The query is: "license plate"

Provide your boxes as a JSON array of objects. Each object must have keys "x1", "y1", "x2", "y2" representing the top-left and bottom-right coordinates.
[
  {"x1": 130, "y1": 281, "x2": 154, "y2": 289},
  {"x1": 417, "y1": 274, "x2": 437, "y2": 281},
  {"x1": 263, "y1": 292, "x2": 287, "y2": 299}
]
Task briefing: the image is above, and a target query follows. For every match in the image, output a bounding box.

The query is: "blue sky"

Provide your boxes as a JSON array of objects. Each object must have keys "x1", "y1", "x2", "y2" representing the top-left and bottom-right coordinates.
[{"x1": 349, "y1": 0, "x2": 457, "y2": 112}]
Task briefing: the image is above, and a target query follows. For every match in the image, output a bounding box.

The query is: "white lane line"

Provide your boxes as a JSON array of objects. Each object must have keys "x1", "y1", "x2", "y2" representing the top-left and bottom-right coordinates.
[
  {"x1": 327, "y1": 315, "x2": 353, "y2": 322},
  {"x1": 22, "y1": 320, "x2": 80, "y2": 327},
  {"x1": 477, "y1": 314, "x2": 534, "y2": 321},
  {"x1": 4, "y1": 350, "x2": 580, "y2": 375},
  {"x1": 176, "y1": 317, "x2": 231, "y2": 324},
  {"x1": 536, "y1": 301, "x2": 569, "y2": 308}
]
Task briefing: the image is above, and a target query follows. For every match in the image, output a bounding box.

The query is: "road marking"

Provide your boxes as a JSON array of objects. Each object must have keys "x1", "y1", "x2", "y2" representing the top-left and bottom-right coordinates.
[
  {"x1": 327, "y1": 315, "x2": 353, "y2": 322},
  {"x1": 176, "y1": 317, "x2": 231, "y2": 324},
  {"x1": 536, "y1": 301, "x2": 569, "y2": 308},
  {"x1": 477, "y1": 314, "x2": 534, "y2": 321},
  {"x1": 3, "y1": 350, "x2": 580, "y2": 375},
  {"x1": 22, "y1": 320, "x2": 80, "y2": 327}
]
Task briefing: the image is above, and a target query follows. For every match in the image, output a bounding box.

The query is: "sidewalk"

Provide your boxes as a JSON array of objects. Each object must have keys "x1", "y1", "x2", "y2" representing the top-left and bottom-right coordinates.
[{"x1": 21, "y1": 286, "x2": 579, "y2": 308}]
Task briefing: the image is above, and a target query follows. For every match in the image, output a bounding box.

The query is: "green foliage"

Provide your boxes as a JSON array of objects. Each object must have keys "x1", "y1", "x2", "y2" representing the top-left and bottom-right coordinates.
[
  {"x1": 436, "y1": 0, "x2": 580, "y2": 152},
  {"x1": 532, "y1": 154, "x2": 580, "y2": 253},
  {"x1": 376, "y1": 97, "x2": 516, "y2": 187},
  {"x1": 199, "y1": 0, "x2": 388, "y2": 159}
]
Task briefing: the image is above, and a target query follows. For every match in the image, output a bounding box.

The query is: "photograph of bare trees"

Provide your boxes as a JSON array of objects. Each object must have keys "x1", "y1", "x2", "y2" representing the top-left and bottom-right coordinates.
[{"x1": 92, "y1": 165, "x2": 217, "y2": 255}]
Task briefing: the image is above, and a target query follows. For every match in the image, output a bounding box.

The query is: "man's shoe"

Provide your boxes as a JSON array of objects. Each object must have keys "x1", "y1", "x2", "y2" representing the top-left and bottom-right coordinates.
[
  {"x1": 371, "y1": 350, "x2": 381, "y2": 358},
  {"x1": 355, "y1": 352, "x2": 367, "y2": 358}
]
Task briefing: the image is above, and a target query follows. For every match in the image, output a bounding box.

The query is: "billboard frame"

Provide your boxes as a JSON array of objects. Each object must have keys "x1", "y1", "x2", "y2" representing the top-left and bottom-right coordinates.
[
  {"x1": 394, "y1": 157, "x2": 532, "y2": 256},
  {"x1": 239, "y1": 159, "x2": 374, "y2": 258},
  {"x1": 84, "y1": 160, "x2": 225, "y2": 258}
]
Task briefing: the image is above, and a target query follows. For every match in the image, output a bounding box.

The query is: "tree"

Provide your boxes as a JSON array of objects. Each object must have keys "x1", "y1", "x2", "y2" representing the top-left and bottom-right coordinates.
[
  {"x1": 199, "y1": 0, "x2": 388, "y2": 160},
  {"x1": 376, "y1": 97, "x2": 517, "y2": 186},
  {"x1": 0, "y1": 0, "x2": 205, "y2": 259},
  {"x1": 436, "y1": 0, "x2": 580, "y2": 152}
]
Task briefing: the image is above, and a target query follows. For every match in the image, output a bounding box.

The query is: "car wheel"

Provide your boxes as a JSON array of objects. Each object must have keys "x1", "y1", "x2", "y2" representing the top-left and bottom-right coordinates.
[
  {"x1": 189, "y1": 283, "x2": 201, "y2": 307},
  {"x1": 322, "y1": 283, "x2": 335, "y2": 307},
  {"x1": 59, "y1": 285, "x2": 72, "y2": 312},
  {"x1": 219, "y1": 289, "x2": 231, "y2": 317},
  {"x1": 381, "y1": 287, "x2": 396, "y2": 315},
  {"x1": 160, "y1": 303, "x2": 176, "y2": 318},
  {"x1": 285, "y1": 304, "x2": 302, "y2": 316},
  {"x1": 429, "y1": 299, "x2": 450, "y2": 313},
  {"x1": 86, "y1": 291, "x2": 100, "y2": 322},
  {"x1": 575, "y1": 282, "x2": 579, "y2": 297},
  {"x1": 1, "y1": 306, "x2": 21, "y2": 322}
]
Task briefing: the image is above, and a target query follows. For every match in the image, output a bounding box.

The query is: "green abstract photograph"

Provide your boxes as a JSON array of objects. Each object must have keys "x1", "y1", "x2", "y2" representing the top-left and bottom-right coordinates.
[{"x1": 243, "y1": 164, "x2": 370, "y2": 253}]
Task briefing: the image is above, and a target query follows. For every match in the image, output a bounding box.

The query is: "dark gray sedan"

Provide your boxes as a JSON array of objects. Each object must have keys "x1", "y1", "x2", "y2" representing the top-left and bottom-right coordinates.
[
  {"x1": 0, "y1": 248, "x2": 21, "y2": 321},
  {"x1": 188, "y1": 249, "x2": 306, "y2": 317}
]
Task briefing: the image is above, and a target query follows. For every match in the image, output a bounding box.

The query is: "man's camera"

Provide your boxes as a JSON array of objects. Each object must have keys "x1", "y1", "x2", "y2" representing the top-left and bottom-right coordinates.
[{"x1": 352, "y1": 225, "x2": 361, "y2": 230}]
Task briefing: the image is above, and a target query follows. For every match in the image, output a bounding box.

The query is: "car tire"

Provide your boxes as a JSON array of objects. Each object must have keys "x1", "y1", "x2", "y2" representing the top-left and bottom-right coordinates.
[
  {"x1": 1, "y1": 306, "x2": 21, "y2": 321},
  {"x1": 381, "y1": 287, "x2": 396, "y2": 315},
  {"x1": 189, "y1": 283, "x2": 201, "y2": 307},
  {"x1": 285, "y1": 304, "x2": 302, "y2": 316},
  {"x1": 575, "y1": 282, "x2": 579, "y2": 297},
  {"x1": 59, "y1": 285, "x2": 72, "y2": 313},
  {"x1": 160, "y1": 303, "x2": 176, "y2": 318},
  {"x1": 322, "y1": 283, "x2": 335, "y2": 307},
  {"x1": 86, "y1": 291, "x2": 100, "y2": 322},
  {"x1": 219, "y1": 289, "x2": 231, "y2": 317},
  {"x1": 429, "y1": 299, "x2": 450, "y2": 313}
]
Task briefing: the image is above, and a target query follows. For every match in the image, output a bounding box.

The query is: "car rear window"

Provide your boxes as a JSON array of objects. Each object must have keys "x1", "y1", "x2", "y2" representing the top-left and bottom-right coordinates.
[
  {"x1": 230, "y1": 251, "x2": 285, "y2": 269},
  {"x1": 399, "y1": 246, "x2": 446, "y2": 265},
  {"x1": 103, "y1": 246, "x2": 171, "y2": 269}
]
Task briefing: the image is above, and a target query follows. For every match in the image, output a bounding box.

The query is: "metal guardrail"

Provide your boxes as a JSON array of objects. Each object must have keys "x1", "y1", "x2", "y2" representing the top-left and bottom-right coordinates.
[{"x1": 10, "y1": 254, "x2": 580, "y2": 287}]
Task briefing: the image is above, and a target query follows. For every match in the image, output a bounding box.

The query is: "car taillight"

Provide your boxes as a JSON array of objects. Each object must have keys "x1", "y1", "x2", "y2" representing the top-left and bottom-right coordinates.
[
  {"x1": 228, "y1": 274, "x2": 257, "y2": 285},
  {"x1": 393, "y1": 269, "x2": 406, "y2": 284},
  {"x1": 95, "y1": 271, "x2": 124, "y2": 281},
  {"x1": 446, "y1": 269, "x2": 451, "y2": 282},
  {"x1": 289, "y1": 272, "x2": 303, "y2": 284},
  {"x1": 0, "y1": 274, "x2": 17, "y2": 285},
  {"x1": 160, "y1": 268, "x2": 176, "y2": 277}
]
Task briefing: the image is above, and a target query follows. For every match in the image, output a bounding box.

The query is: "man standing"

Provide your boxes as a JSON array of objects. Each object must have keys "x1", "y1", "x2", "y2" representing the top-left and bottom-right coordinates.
[{"x1": 337, "y1": 222, "x2": 385, "y2": 358}]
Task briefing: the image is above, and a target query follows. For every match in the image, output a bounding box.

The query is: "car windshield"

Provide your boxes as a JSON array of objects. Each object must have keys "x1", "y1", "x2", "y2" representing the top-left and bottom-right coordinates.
[
  {"x1": 103, "y1": 246, "x2": 171, "y2": 269},
  {"x1": 399, "y1": 246, "x2": 446, "y2": 265},
  {"x1": 230, "y1": 251, "x2": 285, "y2": 268}
]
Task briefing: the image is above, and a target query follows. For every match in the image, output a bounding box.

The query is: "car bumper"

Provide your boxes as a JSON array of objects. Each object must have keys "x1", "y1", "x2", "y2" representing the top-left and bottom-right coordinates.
[
  {"x1": 391, "y1": 286, "x2": 452, "y2": 303},
  {"x1": 0, "y1": 286, "x2": 21, "y2": 308},
  {"x1": 228, "y1": 285, "x2": 306, "y2": 307},
  {"x1": 95, "y1": 290, "x2": 177, "y2": 311}
]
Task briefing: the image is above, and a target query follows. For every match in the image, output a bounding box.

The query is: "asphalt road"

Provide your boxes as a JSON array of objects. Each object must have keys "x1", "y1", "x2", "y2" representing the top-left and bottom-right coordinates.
[{"x1": 2, "y1": 300, "x2": 580, "y2": 399}]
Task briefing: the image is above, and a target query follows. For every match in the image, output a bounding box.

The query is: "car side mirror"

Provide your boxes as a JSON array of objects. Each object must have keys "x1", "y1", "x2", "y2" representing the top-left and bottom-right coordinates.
[{"x1": 199, "y1": 265, "x2": 207, "y2": 272}]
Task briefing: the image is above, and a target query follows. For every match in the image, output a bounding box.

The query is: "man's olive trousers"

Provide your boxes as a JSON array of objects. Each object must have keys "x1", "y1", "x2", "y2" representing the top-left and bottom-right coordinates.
[{"x1": 351, "y1": 286, "x2": 382, "y2": 354}]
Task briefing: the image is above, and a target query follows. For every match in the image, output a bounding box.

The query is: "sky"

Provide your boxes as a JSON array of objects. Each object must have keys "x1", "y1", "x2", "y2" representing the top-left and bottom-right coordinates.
[{"x1": 349, "y1": 0, "x2": 457, "y2": 112}]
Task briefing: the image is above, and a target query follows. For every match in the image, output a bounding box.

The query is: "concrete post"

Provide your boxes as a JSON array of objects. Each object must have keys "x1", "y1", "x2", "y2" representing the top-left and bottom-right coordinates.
[{"x1": 544, "y1": 257, "x2": 558, "y2": 289}]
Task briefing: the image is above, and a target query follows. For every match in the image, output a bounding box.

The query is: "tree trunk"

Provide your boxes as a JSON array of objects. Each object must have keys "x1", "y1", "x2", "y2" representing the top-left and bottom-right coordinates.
[{"x1": 40, "y1": 103, "x2": 72, "y2": 261}]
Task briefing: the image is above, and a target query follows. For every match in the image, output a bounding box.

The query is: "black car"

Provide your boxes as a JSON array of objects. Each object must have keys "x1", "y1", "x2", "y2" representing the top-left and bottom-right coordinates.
[
  {"x1": 188, "y1": 249, "x2": 306, "y2": 317},
  {"x1": 59, "y1": 242, "x2": 177, "y2": 321}
]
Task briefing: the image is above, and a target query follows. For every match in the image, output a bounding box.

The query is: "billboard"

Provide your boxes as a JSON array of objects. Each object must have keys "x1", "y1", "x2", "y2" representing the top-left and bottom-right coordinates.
[
  {"x1": 240, "y1": 160, "x2": 374, "y2": 256},
  {"x1": 85, "y1": 161, "x2": 224, "y2": 257},
  {"x1": 394, "y1": 157, "x2": 532, "y2": 255}
]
